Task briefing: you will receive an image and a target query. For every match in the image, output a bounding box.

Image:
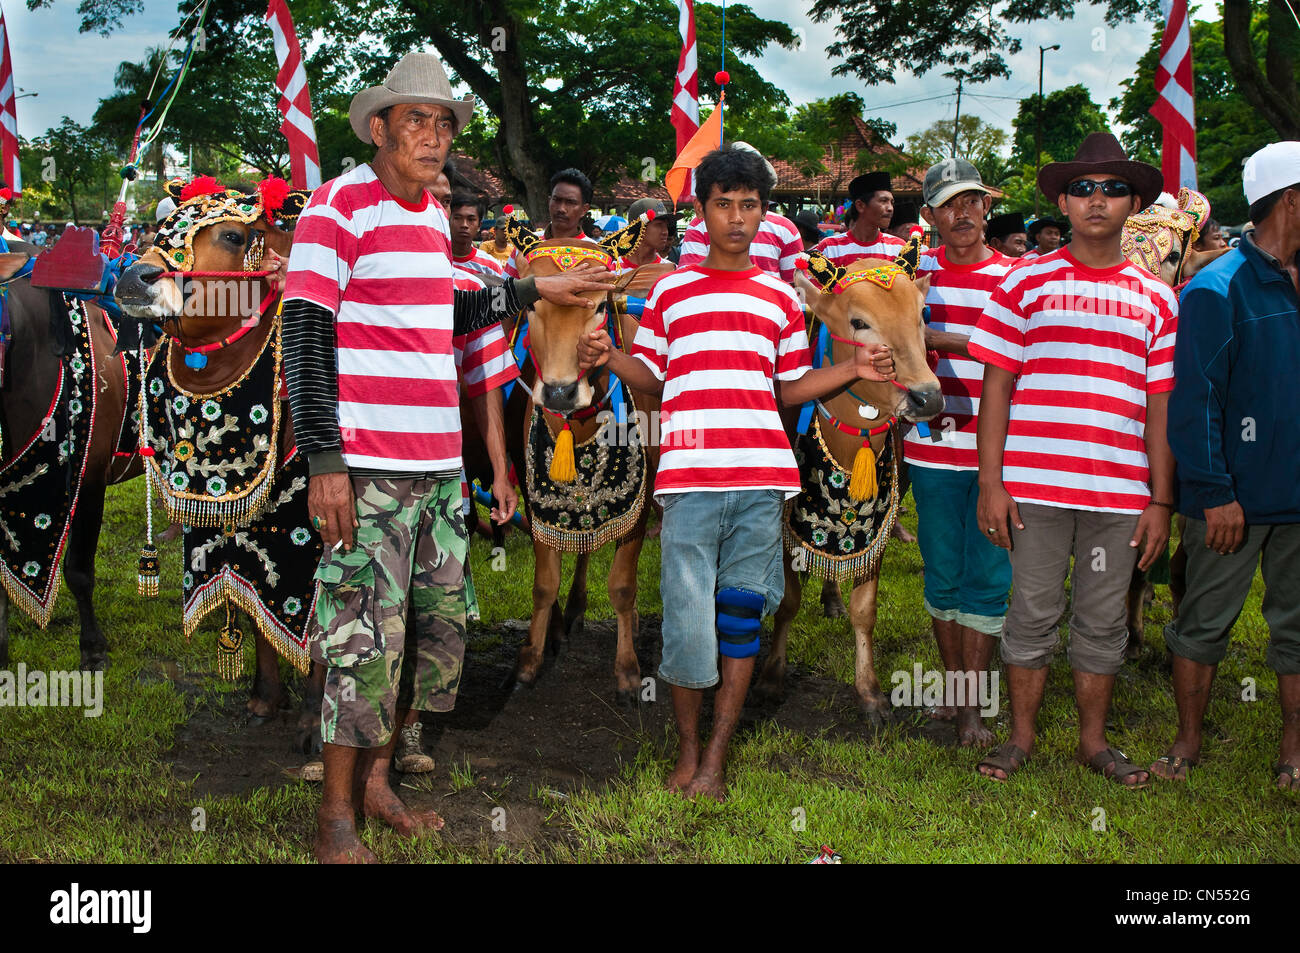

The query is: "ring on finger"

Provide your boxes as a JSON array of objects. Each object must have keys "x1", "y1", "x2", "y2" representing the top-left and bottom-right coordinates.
[{"x1": 312, "y1": 515, "x2": 322, "y2": 530}]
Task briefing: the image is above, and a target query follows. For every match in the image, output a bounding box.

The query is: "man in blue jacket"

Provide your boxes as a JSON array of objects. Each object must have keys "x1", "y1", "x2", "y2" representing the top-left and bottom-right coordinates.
[{"x1": 1156, "y1": 141, "x2": 1300, "y2": 790}]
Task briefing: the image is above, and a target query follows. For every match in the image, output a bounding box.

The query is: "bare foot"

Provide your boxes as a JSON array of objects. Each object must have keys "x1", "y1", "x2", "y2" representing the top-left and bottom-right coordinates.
[
  {"x1": 929, "y1": 705, "x2": 957, "y2": 722},
  {"x1": 665, "y1": 748, "x2": 699, "y2": 794},
  {"x1": 956, "y1": 709, "x2": 994, "y2": 747},
  {"x1": 362, "y1": 780, "x2": 445, "y2": 835},
  {"x1": 315, "y1": 810, "x2": 377, "y2": 864},
  {"x1": 683, "y1": 765, "x2": 727, "y2": 802},
  {"x1": 891, "y1": 522, "x2": 916, "y2": 544}
]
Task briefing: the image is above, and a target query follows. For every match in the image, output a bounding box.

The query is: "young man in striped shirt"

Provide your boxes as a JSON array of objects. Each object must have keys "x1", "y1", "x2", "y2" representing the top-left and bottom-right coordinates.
[
  {"x1": 503, "y1": 168, "x2": 593, "y2": 278},
  {"x1": 969, "y1": 133, "x2": 1177, "y2": 787},
  {"x1": 578, "y1": 146, "x2": 895, "y2": 801},
  {"x1": 676, "y1": 142, "x2": 803, "y2": 282},
  {"x1": 814, "y1": 171, "x2": 907, "y2": 266},
  {"x1": 449, "y1": 191, "x2": 505, "y2": 281},
  {"x1": 282, "y1": 52, "x2": 613, "y2": 863},
  {"x1": 909, "y1": 158, "x2": 1016, "y2": 745}
]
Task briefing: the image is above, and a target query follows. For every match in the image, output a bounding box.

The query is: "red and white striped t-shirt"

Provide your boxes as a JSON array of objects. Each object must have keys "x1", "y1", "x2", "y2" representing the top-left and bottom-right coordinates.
[
  {"x1": 813, "y1": 228, "x2": 906, "y2": 267},
  {"x1": 631, "y1": 266, "x2": 811, "y2": 497},
  {"x1": 966, "y1": 248, "x2": 1179, "y2": 514},
  {"x1": 676, "y1": 212, "x2": 802, "y2": 283},
  {"x1": 453, "y1": 246, "x2": 505, "y2": 281},
  {"x1": 904, "y1": 248, "x2": 1016, "y2": 471},
  {"x1": 452, "y1": 269, "x2": 518, "y2": 398},
  {"x1": 284, "y1": 163, "x2": 460, "y2": 472},
  {"x1": 617, "y1": 252, "x2": 666, "y2": 273}
]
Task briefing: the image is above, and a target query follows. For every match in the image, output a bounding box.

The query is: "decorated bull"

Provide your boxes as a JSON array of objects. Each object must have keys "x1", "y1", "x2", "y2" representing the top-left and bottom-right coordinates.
[
  {"x1": 754, "y1": 239, "x2": 944, "y2": 724},
  {"x1": 114, "y1": 176, "x2": 323, "y2": 735},
  {"x1": 500, "y1": 210, "x2": 666, "y2": 706},
  {"x1": 0, "y1": 190, "x2": 141, "y2": 671}
]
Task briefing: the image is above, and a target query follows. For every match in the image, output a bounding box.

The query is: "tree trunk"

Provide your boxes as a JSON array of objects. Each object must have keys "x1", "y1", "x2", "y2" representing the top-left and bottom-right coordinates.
[
  {"x1": 1223, "y1": 0, "x2": 1300, "y2": 139},
  {"x1": 411, "y1": 0, "x2": 556, "y2": 220}
]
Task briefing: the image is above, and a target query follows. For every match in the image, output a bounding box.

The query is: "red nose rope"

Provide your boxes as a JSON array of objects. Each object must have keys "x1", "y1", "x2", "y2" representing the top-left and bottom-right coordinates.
[{"x1": 823, "y1": 328, "x2": 910, "y2": 394}]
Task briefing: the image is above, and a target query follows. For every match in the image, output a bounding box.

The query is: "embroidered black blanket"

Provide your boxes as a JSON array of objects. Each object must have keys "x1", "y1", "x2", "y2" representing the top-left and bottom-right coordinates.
[
  {"x1": 525, "y1": 400, "x2": 646, "y2": 554},
  {"x1": 0, "y1": 296, "x2": 94, "y2": 626},
  {"x1": 784, "y1": 416, "x2": 899, "y2": 582},
  {"x1": 138, "y1": 320, "x2": 316, "y2": 673}
]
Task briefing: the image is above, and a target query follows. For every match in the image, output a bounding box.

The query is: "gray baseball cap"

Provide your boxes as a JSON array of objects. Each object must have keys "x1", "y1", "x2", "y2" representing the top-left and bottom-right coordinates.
[{"x1": 923, "y1": 157, "x2": 991, "y2": 208}]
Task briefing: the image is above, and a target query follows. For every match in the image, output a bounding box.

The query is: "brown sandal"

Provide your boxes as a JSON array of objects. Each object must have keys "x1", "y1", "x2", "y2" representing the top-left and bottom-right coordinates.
[
  {"x1": 1082, "y1": 747, "x2": 1150, "y2": 789},
  {"x1": 976, "y1": 743, "x2": 1030, "y2": 782},
  {"x1": 1150, "y1": 751, "x2": 1198, "y2": 781}
]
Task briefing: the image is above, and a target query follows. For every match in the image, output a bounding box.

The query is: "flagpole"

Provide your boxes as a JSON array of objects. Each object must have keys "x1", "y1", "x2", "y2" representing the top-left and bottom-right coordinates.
[{"x1": 719, "y1": 0, "x2": 725, "y2": 134}]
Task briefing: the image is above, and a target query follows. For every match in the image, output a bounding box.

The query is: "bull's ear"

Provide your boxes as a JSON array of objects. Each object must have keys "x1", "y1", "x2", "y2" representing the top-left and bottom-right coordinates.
[
  {"x1": 164, "y1": 178, "x2": 186, "y2": 201},
  {"x1": 0, "y1": 252, "x2": 30, "y2": 284},
  {"x1": 893, "y1": 235, "x2": 923, "y2": 279},
  {"x1": 501, "y1": 205, "x2": 540, "y2": 257},
  {"x1": 913, "y1": 273, "x2": 931, "y2": 298},
  {"x1": 793, "y1": 269, "x2": 828, "y2": 315}
]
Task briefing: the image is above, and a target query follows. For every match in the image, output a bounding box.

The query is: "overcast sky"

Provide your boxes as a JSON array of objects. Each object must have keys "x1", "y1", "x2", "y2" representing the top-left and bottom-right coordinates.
[{"x1": 6, "y1": 0, "x2": 1171, "y2": 147}]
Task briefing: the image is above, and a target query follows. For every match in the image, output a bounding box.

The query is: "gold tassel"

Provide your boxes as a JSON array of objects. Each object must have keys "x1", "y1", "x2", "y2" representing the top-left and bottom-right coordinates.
[
  {"x1": 550, "y1": 422, "x2": 577, "y2": 482},
  {"x1": 217, "y1": 598, "x2": 244, "y2": 680},
  {"x1": 137, "y1": 545, "x2": 160, "y2": 597},
  {"x1": 848, "y1": 442, "x2": 878, "y2": 502}
]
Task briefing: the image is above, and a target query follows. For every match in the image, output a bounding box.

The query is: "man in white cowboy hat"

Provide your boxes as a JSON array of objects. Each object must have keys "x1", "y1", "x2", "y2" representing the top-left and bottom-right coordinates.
[{"x1": 281, "y1": 50, "x2": 614, "y2": 864}]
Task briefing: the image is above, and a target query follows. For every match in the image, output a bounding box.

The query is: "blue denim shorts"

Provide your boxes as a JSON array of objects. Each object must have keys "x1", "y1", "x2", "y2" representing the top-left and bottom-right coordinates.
[
  {"x1": 910, "y1": 464, "x2": 1012, "y2": 635},
  {"x1": 658, "y1": 489, "x2": 785, "y2": 688}
]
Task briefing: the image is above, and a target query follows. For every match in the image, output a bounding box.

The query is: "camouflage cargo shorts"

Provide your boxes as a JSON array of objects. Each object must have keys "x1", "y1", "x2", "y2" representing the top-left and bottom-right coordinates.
[{"x1": 312, "y1": 475, "x2": 468, "y2": 749}]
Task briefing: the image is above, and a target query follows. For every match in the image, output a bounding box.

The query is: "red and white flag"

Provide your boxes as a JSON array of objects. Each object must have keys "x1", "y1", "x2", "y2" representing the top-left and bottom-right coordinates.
[
  {"x1": 671, "y1": 0, "x2": 699, "y2": 200},
  {"x1": 1149, "y1": 0, "x2": 1196, "y2": 191},
  {"x1": 266, "y1": 0, "x2": 320, "y2": 189},
  {"x1": 0, "y1": 6, "x2": 21, "y2": 193}
]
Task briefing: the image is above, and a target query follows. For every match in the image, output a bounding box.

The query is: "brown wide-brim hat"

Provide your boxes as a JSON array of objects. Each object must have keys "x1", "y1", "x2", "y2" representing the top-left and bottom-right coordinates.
[
  {"x1": 1038, "y1": 132, "x2": 1163, "y2": 209},
  {"x1": 349, "y1": 52, "x2": 476, "y2": 145}
]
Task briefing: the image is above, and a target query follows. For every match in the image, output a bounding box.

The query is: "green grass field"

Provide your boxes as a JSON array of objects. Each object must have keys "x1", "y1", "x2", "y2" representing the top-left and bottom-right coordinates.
[{"x1": 1, "y1": 481, "x2": 1296, "y2": 863}]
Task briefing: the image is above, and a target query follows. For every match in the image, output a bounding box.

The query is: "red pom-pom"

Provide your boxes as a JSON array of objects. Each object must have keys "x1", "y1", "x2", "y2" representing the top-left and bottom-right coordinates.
[
  {"x1": 0, "y1": 188, "x2": 12, "y2": 202},
  {"x1": 179, "y1": 175, "x2": 224, "y2": 203},
  {"x1": 644, "y1": 209, "x2": 656, "y2": 221},
  {"x1": 715, "y1": 70, "x2": 730, "y2": 86},
  {"x1": 138, "y1": 446, "x2": 155, "y2": 458},
  {"x1": 503, "y1": 204, "x2": 514, "y2": 215},
  {"x1": 257, "y1": 176, "x2": 290, "y2": 214},
  {"x1": 796, "y1": 257, "x2": 810, "y2": 271}
]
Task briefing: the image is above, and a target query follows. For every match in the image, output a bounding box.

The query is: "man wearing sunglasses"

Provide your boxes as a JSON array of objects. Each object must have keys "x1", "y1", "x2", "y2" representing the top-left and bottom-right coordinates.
[{"x1": 968, "y1": 133, "x2": 1177, "y2": 788}]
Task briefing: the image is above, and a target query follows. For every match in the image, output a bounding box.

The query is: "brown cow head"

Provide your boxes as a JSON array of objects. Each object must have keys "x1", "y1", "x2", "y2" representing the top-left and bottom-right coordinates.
[
  {"x1": 507, "y1": 209, "x2": 654, "y2": 413},
  {"x1": 115, "y1": 176, "x2": 310, "y2": 344},
  {"x1": 793, "y1": 237, "x2": 943, "y2": 422},
  {"x1": 1122, "y1": 187, "x2": 1229, "y2": 288}
]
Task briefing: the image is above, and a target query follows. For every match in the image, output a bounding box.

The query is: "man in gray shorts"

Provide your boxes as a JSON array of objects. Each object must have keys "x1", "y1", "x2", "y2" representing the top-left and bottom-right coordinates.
[
  {"x1": 1157, "y1": 142, "x2": 1300, "y2": 790},
  {"x1": 968, "y1": 134, "x2": 1177, "y2": 787}
]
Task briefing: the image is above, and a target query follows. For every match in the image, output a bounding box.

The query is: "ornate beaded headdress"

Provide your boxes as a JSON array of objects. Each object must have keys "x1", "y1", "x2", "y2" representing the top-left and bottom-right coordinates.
[
  {"x1": 154, "y1": 176, "x2": 312, "y2": 272},
  {"x1": 1121, "y1": 187, "x2": 1211, "y2": 278}
]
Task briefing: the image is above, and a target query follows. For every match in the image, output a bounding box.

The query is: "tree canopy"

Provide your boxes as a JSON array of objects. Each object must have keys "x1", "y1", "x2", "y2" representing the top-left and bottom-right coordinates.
[{"x1": 809, "y1": 0, "x2": 1298, "y2": 140}]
